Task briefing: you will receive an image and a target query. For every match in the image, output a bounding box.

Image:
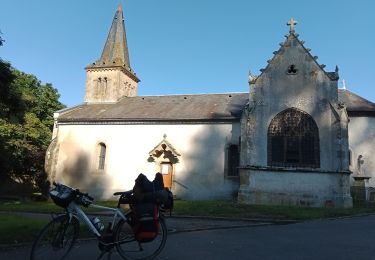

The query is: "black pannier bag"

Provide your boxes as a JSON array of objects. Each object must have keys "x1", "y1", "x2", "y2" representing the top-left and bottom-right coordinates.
[
  {"x1": 49, "y1": 184, "x2": 76, "y2": 208},
  {"x1": 130, "y1": 173, "x2": 174, "y2": 241},
  {"x1": 133, "y1": 173, "x2": 170, "y2": 204},
  {"x1": 131, "y1": 203, "x2": 160, "y2": 243}
]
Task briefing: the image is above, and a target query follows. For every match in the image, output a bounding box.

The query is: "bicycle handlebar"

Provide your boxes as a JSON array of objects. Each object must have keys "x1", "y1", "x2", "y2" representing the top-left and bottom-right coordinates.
[
  {"x1": 53, "y1": 181, "x2": 94, "y2": 201},
  {"x1": 113, "y1": 190, "x2": 133, "y2": 197}
]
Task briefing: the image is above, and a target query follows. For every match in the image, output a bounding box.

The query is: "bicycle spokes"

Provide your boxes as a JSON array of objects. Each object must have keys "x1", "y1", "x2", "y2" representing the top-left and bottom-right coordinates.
[{"x1": 30, "y1": 215, "x2": 79, "y2": 260}]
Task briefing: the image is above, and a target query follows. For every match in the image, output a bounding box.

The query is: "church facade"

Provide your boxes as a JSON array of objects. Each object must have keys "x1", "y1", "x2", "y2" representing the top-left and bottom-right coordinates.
[{"x1": 46, "y1": 6, "x2": 375, "y2": 207}]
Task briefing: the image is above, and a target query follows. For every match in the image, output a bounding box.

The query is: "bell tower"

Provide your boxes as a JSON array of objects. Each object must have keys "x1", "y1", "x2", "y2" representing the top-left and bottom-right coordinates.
[{"x1": 84, "y1": 4, "x2": 140, "y2": 103}]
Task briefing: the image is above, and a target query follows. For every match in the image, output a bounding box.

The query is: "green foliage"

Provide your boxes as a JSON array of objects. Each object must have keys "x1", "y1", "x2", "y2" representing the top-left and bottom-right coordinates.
[
  {"x1": 0, "y1": 31, "x2": 4, "y2": 46},
  {"x1": 8, "y1": 69, "x2": 65, "y2": 129},
  {"x1": 0, "y1": 60, "x2": 19, "y2": 121},
  {"x1": 0, "y1": 59, "x2": 65, "y2": 197}
]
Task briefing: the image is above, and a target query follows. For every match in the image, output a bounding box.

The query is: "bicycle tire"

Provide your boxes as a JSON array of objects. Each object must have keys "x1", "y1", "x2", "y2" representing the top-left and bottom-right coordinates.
[
  {"x1": 30, "y1": 214, "x2": 79, "y2": 260},
  {"x1": 114, "y1": 216, "x2": 167, "y2": 260}
]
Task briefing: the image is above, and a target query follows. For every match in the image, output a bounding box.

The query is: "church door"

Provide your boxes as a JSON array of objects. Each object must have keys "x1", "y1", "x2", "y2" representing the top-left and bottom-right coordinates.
[{"x1": 160, "y1": 163, "x2": 173, "y2": 189}]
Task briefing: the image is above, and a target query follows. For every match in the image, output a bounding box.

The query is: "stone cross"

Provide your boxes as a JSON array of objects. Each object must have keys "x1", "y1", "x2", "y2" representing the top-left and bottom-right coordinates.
[{"x1": 287, "y1": 18, "x2": 298, "y2": 33}]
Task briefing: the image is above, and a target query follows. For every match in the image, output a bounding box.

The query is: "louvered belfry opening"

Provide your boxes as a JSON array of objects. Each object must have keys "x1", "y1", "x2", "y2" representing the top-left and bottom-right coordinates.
[{"x1": 267, "y1": 108, "x2": 320, "y2": 168}]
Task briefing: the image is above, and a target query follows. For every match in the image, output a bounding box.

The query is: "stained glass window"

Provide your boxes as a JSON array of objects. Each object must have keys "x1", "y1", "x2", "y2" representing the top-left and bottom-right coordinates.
[{"x1": 267, "y1": 108, "x2": 320, "y2": 168}]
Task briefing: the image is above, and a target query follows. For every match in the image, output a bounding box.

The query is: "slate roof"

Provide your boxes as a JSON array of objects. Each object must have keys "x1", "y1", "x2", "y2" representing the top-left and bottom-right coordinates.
[
  {"x1": 58, "y1": 90, "x2": 375, "y2": 123},
  {"x1": 58, "y1": 93, "x2": 249, "y2": 122},
  {"x1": 338, "y1": 89, "x2": 375, "y2": 114}
]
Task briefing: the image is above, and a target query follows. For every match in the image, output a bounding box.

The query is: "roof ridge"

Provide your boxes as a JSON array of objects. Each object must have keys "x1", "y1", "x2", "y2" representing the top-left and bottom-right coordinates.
[{"x1": 133, "y1": 92, "x2": 248, "y2": 97}]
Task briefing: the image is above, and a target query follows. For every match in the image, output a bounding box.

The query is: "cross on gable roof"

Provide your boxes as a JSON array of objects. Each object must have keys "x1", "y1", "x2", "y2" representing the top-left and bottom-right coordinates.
[{"x1": 287, "y1": 18, "x2": 298, "y2": 33}]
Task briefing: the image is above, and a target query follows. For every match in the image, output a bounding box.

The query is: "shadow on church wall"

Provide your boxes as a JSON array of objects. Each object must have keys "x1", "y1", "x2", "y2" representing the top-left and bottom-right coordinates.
[
  {"x1": 60, "y1": 151, "x2": 109, "y2": 198},
  {"x1": 174, "y1": 124, "x2": 238, "y2": 200}
]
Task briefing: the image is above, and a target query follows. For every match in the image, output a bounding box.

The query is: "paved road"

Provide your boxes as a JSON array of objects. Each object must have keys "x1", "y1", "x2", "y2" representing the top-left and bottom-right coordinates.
[{"x1": 2, "y1": 215, "x2": 375, "y2": 260}]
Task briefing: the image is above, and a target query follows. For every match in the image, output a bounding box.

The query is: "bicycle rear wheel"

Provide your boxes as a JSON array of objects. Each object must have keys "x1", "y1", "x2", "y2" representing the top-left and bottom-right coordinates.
[
  {"x1": 115, "y1": 216, "x2": 167, "y2": 260},
  {"x1": 30, "y1": 214, "x2": 79, "y2": 260}
]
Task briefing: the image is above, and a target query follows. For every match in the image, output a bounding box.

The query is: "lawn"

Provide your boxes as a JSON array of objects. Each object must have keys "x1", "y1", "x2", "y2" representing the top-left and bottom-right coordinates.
[
  {"x1": 0, "y1": 215, "x2": 48, "y2": 244},
  {"x1": 173, "y1": 200, "x2": 375, "y2": 220},
  {"x1": 0, "y1": 199, "x2": 119, "y2": 214},
  {"x1": 2, "y1": 199, "x2": 375, "y2": 220},
  {"x1": 1, "y1": 199, "x2": 375, "y2": 245}
]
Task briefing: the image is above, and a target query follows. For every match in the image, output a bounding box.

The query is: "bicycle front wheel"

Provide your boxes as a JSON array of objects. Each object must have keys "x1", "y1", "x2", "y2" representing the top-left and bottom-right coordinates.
[
  {"x1": 115, "y1": 216, "x2": 167, "y2": 260},
  {"x1": 30, "y1": 214, "x2": 79, "y2": 260}
]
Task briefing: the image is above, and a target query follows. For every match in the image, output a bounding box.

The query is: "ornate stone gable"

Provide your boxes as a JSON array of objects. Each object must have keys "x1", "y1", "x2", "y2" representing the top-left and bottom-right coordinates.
[
  {"x1": 239, "y1": 19, "x2": 352, "y2": 208},
  {"x1": 249, "y1": 19, "x2": 338, "y2": 87},
  {"x1": 148, "y1": 136, "x2": 181, "y2": 164}
]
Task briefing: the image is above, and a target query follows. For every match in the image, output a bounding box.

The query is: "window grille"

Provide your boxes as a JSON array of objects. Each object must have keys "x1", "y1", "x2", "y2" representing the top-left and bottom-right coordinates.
[
  {"x1": 98, "y1": 143, "x2": 106, "y2": 170},
  {"x1": 267, "y1": 108, "x2": 320, "y2": 168}
]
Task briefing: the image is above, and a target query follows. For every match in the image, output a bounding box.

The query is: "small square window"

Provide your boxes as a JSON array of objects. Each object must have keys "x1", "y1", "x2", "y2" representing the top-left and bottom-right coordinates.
[{"x1": 161, "y1": 164, "x2": 169, "y2": 174}]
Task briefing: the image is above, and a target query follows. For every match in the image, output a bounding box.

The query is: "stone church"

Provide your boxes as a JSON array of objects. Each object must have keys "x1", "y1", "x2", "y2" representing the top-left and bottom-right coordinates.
[{"x1": 46, "y1": 5, "x2": 375, "y2": 207}]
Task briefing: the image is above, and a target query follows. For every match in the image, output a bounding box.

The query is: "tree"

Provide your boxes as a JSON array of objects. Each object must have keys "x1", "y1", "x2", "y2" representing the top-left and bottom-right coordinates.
[
  {"x1": 0, "y1": 30, "x2": 4, "y2": 46},
  {"x1": 0, "y1": 60, "x2": 23, "y2": 121},
  {"x1": 0, "y1": 59, "x2": 65, "y2": 198}
]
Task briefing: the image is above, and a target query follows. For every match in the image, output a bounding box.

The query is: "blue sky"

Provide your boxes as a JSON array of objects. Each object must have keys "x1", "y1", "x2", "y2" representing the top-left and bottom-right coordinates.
[{"x1": 0, "y1": 0, "x2": 374, "y2": 107}]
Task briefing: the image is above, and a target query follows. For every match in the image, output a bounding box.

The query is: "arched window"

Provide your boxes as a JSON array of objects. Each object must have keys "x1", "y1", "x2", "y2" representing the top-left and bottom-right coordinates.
[
  {"x1": 267, "y1": 108, "x2": 320, "y2": 168},
  {"x1": 98, "y1": 143, "x2": 106, "y2": 170}
]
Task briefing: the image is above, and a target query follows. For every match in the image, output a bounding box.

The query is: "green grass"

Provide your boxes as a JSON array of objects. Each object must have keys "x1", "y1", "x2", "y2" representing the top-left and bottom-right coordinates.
[
  {"x1": 0, "y1": 200, "x2": 123, "y2": 245},
  {"x1": 0, "y1": 215, "x2": 48, "y2": 244},
  {"x1": 2, "y1": 199, "x2": 375, "y2": 220},
  {"x1": 1, "y1": 200, "x2": 375, "y2": 245},
  {"x1": 0, "y1": 200, "x2": 61, "y2": 213},
  {"x1": 172, "y1": 200, "x2": 375, "y2": 220},
  {"x1": 0, "y1": 200, "x2": 119, "y2": 214},
  {"x1": 0, "y1": 213, "x2": 102, "y2": 245}
]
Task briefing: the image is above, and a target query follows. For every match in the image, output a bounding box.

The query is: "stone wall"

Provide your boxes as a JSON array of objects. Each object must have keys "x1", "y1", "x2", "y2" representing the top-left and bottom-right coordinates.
[
  {"x1": 241, "y1": 35, "x2": 348, "y2": 171},
  {"x1": 238, "y1": 33, "x2": 351, "y2": 207},
  {"x1": 348, "y1": 116, "x2": 375, "y2": 186},
  {"x1": 238, "y1": 167, "x2": 352, "y2": 208},
  {"x1": 48, "y1": 122, "x2": 240, "y2": 200},
  {"x1": 84, "y1": 67, "x2": 138, "y2": 103}
]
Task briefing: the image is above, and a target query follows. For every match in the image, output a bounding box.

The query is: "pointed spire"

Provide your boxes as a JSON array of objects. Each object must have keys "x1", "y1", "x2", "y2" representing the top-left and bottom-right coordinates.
[{"x1": 98, "y1": 3, "x2": 131, "y2": 68}]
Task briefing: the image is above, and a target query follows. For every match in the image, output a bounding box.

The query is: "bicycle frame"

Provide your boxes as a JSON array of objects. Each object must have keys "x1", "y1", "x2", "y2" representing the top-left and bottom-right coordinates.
[
  {"x1": 32, "y1": 183, "x2": 168, "y2": 260},
  {"x1": 66, "y1": 201, "x2": 127, "y2": 237}
]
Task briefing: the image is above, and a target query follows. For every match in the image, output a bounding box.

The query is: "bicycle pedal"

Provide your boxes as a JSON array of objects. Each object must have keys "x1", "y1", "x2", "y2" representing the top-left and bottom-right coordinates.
[{"x1": 98, "y1": 235, "x2": 115, "y2": 252}]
